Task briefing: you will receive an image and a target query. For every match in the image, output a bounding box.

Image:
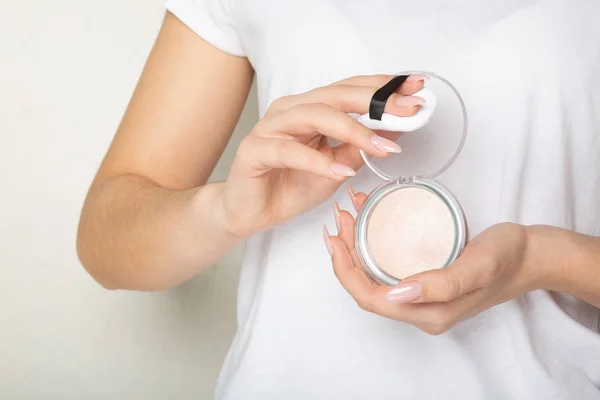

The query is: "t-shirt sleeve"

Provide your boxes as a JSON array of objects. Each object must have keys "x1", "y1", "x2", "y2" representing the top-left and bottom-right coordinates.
[{"x1": 163, "y1": 0, "x2": 245, "y2": 57}]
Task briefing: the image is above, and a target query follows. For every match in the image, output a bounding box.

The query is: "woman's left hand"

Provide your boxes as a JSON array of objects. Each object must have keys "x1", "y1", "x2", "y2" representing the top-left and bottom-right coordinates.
[{"x1": 325, "y1": 189, "x2": 549, "y2": 335}]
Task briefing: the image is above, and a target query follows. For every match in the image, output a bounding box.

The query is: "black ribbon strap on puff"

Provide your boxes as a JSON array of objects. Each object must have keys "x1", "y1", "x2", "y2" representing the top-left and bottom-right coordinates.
[{"x1": 369, "y1": 75, "x2": 410, "y2": 121}]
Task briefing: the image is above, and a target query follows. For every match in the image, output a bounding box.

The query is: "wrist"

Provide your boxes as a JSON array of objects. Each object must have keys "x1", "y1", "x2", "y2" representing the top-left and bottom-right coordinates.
[
  {"x1": 523, "y1": 224, "x2": 594, "y2": 294},
  {"x1": 522, "y1": 225, "x2": 555, "y2": 291},
  {"x1": 190, "y1": 182, "x2": 249, "y2": 242}
]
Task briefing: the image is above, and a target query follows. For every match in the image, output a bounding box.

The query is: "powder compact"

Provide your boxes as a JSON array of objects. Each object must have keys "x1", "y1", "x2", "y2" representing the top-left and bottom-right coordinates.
[{"x1": 354, "y1": 72, "x2": 469, "y2": 286}]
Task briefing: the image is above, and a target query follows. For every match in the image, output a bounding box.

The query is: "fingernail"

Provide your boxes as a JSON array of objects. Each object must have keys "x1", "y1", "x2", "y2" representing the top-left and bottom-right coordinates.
[
  {"x1": 333, "y1": 201, "x2": 341, "y2": 231},
  {"x1": 370, "y1": 135, "x2": 402, "y2": 153},
  {"x1": 330, "y1": 163, "x2": 356, "y2": 177},
  {"x1": 395, "y1": 95, "x2": 425, "y2": 107},
  {"x1": 348, "y1": 186, "x2": 359, "y2": 212},
  {"x1": 407, "y1": 74, "x2": 430, "y2": 82},
  {"x1": 323, "y1": 225, "x2": 333, "y2": 256},
  {"x1": 386, "y1": 281, "x2": 423, "y2": 303}
]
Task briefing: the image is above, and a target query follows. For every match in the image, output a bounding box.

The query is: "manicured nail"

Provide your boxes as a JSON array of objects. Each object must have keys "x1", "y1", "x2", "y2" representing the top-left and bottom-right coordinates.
[
  {"x1": 395, "y1": 95, "x2": 425, "y2": 107},
  {"x1": 330, "y1": 163, "x2": 356, "y2": 177},
  {"x1": 323, "y1": 225, "x2": 333, "y2": 256},
  {"x1": 370, "y1": 135, "x2": 402, "y2": 153},
  {"x1": 386, "y1": 281, "x2": 423, "y2": 303},
  {"x1": 348, "y1": 186, "x2": 359, "y2": 212},
  {"x1": 333, "y1": 201, "x2": 341, "y2": 231},
  {"x1": 407, "y1": 74, "x2": 430, "y2": 82}
]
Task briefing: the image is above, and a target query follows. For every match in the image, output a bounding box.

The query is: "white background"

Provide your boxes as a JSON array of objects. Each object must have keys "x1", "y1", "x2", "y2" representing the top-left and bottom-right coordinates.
[{"x1": 0, "y1": 1, "x2": 257, "y2": 398}]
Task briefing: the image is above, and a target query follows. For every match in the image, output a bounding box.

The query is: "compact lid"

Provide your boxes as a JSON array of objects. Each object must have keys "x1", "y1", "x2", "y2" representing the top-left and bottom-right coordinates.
[{"x1": 359, "y1": 71, "x2": 468, "y2": 182}]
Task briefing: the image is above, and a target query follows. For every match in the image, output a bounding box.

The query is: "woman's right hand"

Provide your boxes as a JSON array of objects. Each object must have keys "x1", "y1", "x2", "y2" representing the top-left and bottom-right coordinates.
[{"x1": 215, "y1": 74, "x2": 428, "y2": 237}]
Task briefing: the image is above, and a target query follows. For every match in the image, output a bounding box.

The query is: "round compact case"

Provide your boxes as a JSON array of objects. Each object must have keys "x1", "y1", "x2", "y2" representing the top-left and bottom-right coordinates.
[{"x1": 354, "y1": 72, "x2": 469, "y2": 286}]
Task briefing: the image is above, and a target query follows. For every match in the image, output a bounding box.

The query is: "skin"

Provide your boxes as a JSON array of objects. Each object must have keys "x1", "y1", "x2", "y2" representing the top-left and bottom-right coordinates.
[
  {"x1": 327, "y1": 191, "x2": 600, "y2": 335},
  {"x1": 76, "y1": 11, "x2": 424, "y2": 291},
  {"x1": 78, "y1": 11, "x2": 600, "y2": 335}
]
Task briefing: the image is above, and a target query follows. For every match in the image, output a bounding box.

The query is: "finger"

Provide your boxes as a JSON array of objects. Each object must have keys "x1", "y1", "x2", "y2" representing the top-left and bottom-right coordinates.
[
  {"x1": 333, "y1": 74, "x2": 429, "y2": 95},
  {"x1": 391, "y1": 253, "x2": 491, "y2": 304},
  {"x1": 330, "y1": 186, "x2": 483, "y2": 331},
  {"x1": 373, "y1": 130, "x2": 403, "y2": 141},
  {"x1": 258, "y1": 103, "x2": 402, "y2": 157},
  {"x1": 369, "y1": 279, "x2": 482, "y2": 332},
  {"x1": 333, "y1": 201, "x2": 399, "y2": 313},
  {"x1": 333, "y1": 202, "x2": 364, "y2": 266},
  {"x1": 401, "y1": 75, "x2": 428, "y2": 95},
  {"x1": 347, "y1": 186, "x2": 367, "y2": 212},
  {"x1": 403, "y1": 288, "x2": 489, "y2": 335},
  {"x1": 331, "y1": 253, "x2": 458, "y2": 328},
  {"x1": 330, "y1": 212, "x2": 400, "y2": 316},
  {"x1": 269, "y1": 84, "x2": 424, "y2": 118},
  {"x1": 329, "y1": 143, "x2": 366, "y2": 172},
  {"x1": 329, "y1": 213, "x2": 477, "y2": 331},
  {"x1": 331, "y1": 129, "x2": 402, "y2": 171},
  {"x1": 239, "y1": 136, "x2": 355, "y2": 181},
  {"x1": 330, "y1": 235, "x2": 379, "y2": 312},
  {"x1": 335, "y1": 204, "x2": 356, "y2": 248}
]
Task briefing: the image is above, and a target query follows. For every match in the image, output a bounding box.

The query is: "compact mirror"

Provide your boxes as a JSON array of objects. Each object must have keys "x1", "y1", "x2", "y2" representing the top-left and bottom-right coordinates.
[{"x1": 354, "y1": 71, "x2": 469, "y2": 286}]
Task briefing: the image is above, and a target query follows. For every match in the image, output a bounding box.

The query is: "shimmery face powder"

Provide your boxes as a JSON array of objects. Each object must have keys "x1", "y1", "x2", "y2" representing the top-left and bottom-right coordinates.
[
  {"x1": 353, "y1": 71, "x2": 469, "y2": 286},
  {"x1": 366, "y1": 187, "x2": 456, "y2": 280}
]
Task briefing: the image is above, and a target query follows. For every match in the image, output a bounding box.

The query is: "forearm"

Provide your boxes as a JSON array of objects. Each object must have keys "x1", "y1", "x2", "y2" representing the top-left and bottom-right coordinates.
[
  {"x1": 76, "y1": 175, "x2": 242, "y2": 291},
  {"x1": 528, "y1": 225, "x2": 600, "y2": 308}
]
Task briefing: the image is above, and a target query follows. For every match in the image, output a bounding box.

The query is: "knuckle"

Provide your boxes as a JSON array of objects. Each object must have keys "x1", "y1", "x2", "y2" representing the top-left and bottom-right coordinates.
[
  {"x1": 302, "y1": 102, "x2": 331, "y2": 113},
  {"x1": 249, "y1": 118, "x2": 269, "y2": 137},
  {"x1": 286, "y1": 102, "x2": 310, "y2": 116},
  {"x1": 268, "y1": 95, "x2": 292, "y2": 113},
  {"x1": 421, "y1": 323, "x2": 449, "y2": 336},
  {"x1": 375, "y1": 74, "x2": 394, "y2": 86},
  {"x1": 234, "y1": 137, "x2": 263, "y2": 170},
  {"x1": 479, "y1": 251, "x2": 500, "y2": 280},
  {"x1": 300, "y1": 148, "x2": 320, "y2": 166},
  {"x1": 305, "y1": 87, "x2": 328, "y2": 102},
  {"x1": 290, "y1": 103, "x2": 332, "y2": 123},
  {"x1": 421, "y1": 309, "x2": 452, "y2": 335},
  {"x1": 332, "y1": 258, "x2": 347, "y2": 281},
  {"x1": 481, "y1": 249, "x2": 498, "y2": 267},
  {"x1": 443, "y1": 273, "x2": 462, "y2": 301},
  {"x1": 483, "y1": 256, "x2": 500, "y2": 283},
  {"x1": 345, "y1": 118, "x2": 362, "y2": 137},
  {"x1": 332, "y1": 265, "x2": 343, "y2": 281},
  {"x1": 236, "y1": 136, "x2": 254, "y2": 158},
  {"x1": 271, "y1": 139, "x2": 288, "y2": 161},
  {"x1": 322, "y1": 85, "x2": 346, "y2": 109},
  {"x1": 356, "y1": 296, "x2": 375, "y2": 313}
]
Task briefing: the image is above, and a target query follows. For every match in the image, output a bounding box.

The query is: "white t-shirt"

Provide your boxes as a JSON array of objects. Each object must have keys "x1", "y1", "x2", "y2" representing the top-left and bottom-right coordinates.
[{"x1": 164, "y1": 0, "x2": 600, "y2": 398}]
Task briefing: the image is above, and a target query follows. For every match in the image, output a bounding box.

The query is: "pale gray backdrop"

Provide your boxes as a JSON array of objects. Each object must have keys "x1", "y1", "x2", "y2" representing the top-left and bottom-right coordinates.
[{"x1": 0, "y1": 1, "x2": 257, "y2": 398}]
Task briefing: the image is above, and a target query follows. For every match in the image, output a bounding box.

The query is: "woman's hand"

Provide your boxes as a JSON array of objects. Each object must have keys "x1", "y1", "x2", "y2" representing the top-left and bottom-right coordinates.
[
  {"x1": 216, "y1": 74, "x2": 428, "y2": 237},
  {"x1": 325, "y1": 189, "x2": 547, "y2": 335}
]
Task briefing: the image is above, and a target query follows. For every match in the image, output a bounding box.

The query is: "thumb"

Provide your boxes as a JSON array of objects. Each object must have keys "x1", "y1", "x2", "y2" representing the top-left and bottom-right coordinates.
[{"x1": 388, "y1": 262, "x2": 482, "y2": 304}]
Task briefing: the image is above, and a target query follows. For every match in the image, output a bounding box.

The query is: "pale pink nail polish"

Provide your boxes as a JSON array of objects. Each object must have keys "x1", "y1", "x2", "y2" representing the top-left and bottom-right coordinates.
[
  {"x1": 348, "y1": 186, "x2": 359, "y2": 212},
  {"x1": 333, "y1": 201, "x2": 341, "y2": 231},
  {"x1": 386, "y1": 281, "x2": 423, "y2": 303},
  {"x1": 395, "y1": 95, "x2": 425, "y2": 107},
  {"x1": 370, "y1": 135, "x2": 402, "y2": 153},
  {"x1": 330, "y1": 163, "x2": 356, "y2": 177},
  {"x1": 407, "y1": 74, "x2": 431, "y2": 82},
  {"x1": 323, "y1": 225, "x2": 333, "y2": 256}
]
